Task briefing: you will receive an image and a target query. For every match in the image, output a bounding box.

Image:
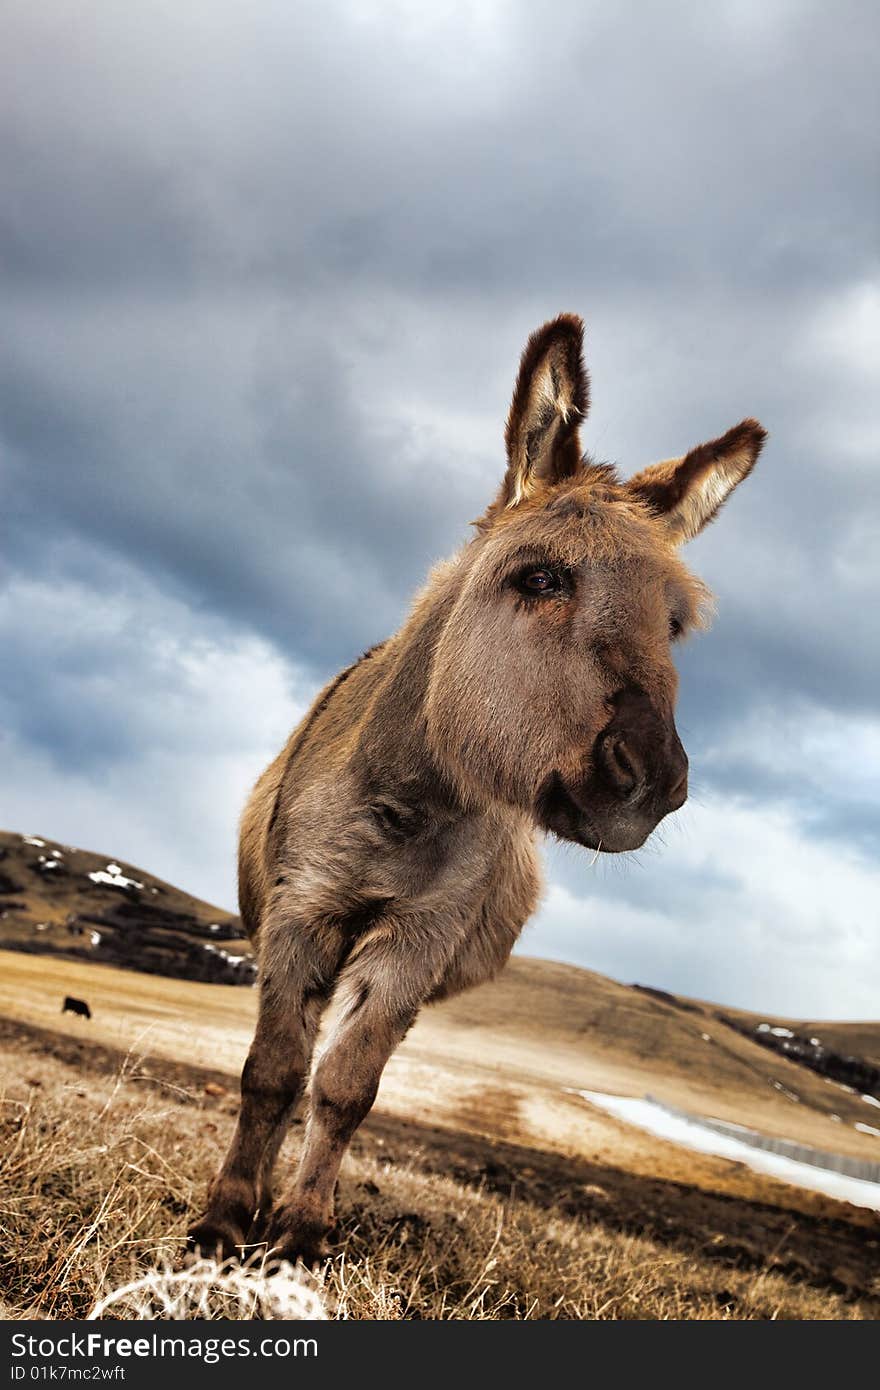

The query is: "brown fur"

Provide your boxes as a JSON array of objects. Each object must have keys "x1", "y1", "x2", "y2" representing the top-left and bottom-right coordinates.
[{"x1": 188, "y1": 314, "x2": 766, "y2": 1263}]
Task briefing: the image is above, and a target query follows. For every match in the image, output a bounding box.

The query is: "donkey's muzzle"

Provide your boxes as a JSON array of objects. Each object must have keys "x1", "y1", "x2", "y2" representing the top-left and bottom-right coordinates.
[
  {"x1": 535, "y1": 689, "x2": 688, "y2": 852},
  {"x1": 594, "y1": 686, "x2": 688, "y2": 819}
]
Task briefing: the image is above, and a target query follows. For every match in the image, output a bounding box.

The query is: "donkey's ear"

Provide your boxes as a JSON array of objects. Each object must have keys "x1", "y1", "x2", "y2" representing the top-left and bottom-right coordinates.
[
  {"x1": 625, "y1": 419, "x2": 767, "y2": 544},
  {"x1": 497, "y1": 314, "x2": 590, "y2": 510}
]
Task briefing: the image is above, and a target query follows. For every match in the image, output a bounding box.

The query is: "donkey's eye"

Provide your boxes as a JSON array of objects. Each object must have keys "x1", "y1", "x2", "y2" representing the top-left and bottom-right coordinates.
[
  {"x1": 519, "y1": 567, "x2": 562, "y2": 595},
  {"x1": 669, "y1": 616, "x2": 684, "y2": 640}
]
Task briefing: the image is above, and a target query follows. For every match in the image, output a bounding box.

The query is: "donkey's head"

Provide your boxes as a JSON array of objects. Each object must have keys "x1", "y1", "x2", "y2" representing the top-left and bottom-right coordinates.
[{"x1": 425, "y1": 314, "x2": 765, "y2": 852}]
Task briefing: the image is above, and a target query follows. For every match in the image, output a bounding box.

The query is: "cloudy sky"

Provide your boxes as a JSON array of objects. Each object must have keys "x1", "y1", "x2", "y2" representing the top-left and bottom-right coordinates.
[{"x1": 2, "y1": 1, "x2": 877, "y2": 1018}]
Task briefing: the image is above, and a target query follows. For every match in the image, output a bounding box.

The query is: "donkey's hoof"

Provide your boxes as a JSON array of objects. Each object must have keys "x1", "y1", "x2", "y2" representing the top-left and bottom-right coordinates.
[
  {"x1": 265, "y1": 1213, "x2": 329, "y2": 1267},
  {"x1": 185, "y1": 1217, "x2": 247, "y2": 1263}
]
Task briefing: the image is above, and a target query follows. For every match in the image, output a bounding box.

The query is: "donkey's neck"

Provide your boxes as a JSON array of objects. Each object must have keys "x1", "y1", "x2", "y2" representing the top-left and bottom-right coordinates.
[{"x1": 355, "y1": 558, "x2": 469, "y2": 819}]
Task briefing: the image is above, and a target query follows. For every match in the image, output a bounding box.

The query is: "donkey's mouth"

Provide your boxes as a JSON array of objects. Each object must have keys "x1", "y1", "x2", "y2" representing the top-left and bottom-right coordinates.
[
  {"x1": 534, "y1": 772, "x2": 650, "y2": 854},
  {"x1": 534, "y1": 772, "x2": 604, "y2": 851}
]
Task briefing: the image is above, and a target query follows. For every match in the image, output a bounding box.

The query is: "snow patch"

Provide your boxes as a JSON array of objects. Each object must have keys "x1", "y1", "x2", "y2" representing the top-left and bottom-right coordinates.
[
  {"x1": 89, "y1": 931, "x2": 101, "y2": 947},
  {"x1": 88, "y1": 863, "x2": 143, "y2": 890},
  {"x1": 862, "y1": 1095, "x2": 880, "y2": 1110},
  {"x1": 855, "y1": 1122, "x2": 880, "y2": 1138},
  {"x1": 204, "y1": 943, "x2": 249, "y2": 966},
  {"x1": 22, "y1": 836, "x2": 46, "y2": 847},
  {"x1": 576, "y1": 1090, "x2": 880, "y2": 1213},
  {"x1": 758, "y1": 1024, "x2": 795, "y2": 1038}
]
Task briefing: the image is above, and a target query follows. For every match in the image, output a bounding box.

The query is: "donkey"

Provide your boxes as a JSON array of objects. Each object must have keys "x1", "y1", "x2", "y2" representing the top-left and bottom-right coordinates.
[{"x1": 188, "y1": 313, "x2": 766, "y2": 1264}]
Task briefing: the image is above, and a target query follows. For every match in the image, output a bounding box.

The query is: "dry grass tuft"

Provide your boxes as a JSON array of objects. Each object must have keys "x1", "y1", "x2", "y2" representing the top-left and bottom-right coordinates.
[
  {"x1": 0, "y1": 1044, "x2": 873, "y2": 1321},
  {"x1": 318, "y1": 1159, "x2": 872, "y2": 1320},
  {"x1": 88, "y1": 1257, "x2": 326, "y2": 1321}
]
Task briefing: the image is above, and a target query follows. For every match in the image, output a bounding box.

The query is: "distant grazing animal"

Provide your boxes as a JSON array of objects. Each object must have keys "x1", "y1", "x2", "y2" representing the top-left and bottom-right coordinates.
[
  {"x1": 62, "y1": 996, "x2": 91, "y2": 1020},
  {"x1": 188, "y1": 314, "x2": 766, "y2": 1263}
]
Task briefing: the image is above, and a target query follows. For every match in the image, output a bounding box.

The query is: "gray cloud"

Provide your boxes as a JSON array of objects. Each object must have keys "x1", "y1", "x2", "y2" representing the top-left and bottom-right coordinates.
[{"x1": 1, "y1": 0, "x2": 877, "y2": 1015}]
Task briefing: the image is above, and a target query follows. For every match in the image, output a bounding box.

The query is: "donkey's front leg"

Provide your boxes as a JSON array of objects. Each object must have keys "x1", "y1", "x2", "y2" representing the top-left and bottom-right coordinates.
[
  {"x1": 187, "y1": 948, "x2": 327, "y2": 1260},
  {"x1": 266, "y1": 926, "x2": 448, "y2": 1264}
]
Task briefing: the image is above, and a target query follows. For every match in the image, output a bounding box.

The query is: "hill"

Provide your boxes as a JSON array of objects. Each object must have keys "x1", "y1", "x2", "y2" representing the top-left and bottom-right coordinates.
[{"x1": 0, "y1": 828, "x2": 253, "y2": 985}]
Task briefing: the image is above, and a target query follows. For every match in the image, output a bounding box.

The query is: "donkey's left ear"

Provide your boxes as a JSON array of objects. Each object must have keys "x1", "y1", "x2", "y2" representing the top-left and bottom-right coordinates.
[
  {"x1": 496, "y1": 313, "x2": 590, "y2": 511},
  {"x1": 625, "y1": 419, "x2": 767, "y2": 544}
]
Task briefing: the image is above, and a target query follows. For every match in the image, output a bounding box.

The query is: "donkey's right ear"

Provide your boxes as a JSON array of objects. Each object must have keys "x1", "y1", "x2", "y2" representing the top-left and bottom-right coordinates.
[{"x1": 480, "y1": 314, "x2": 589, "y2": 524}]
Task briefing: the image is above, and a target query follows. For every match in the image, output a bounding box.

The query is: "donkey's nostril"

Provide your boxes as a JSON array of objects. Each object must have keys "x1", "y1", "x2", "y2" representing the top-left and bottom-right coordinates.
[{"x1": 598, "y1": 735, "x2": 642, "y2": 800}]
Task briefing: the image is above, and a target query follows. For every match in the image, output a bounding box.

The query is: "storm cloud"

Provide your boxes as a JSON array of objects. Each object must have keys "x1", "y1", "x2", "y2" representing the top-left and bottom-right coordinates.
[{"x1": 1, "y1": 0, "x2": 877, "y2": 1016}]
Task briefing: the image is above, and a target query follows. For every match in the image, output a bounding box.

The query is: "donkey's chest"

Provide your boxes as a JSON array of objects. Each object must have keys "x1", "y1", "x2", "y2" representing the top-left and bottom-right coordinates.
[
  {"x1": 361, "y1": 808, "x2": 510, "y2": 906},
  {"x1": 285, "y1": 773, "x2": 537, "y2": 937},
  {"x1": 360, "y1": 803, "x2": 530, "y2": 904}
]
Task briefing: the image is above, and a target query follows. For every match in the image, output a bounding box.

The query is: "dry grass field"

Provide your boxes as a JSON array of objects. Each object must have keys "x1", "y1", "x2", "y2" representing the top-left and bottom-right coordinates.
[
  {"x1": 1, "y1": 1021, "x2": 877, "y2": 1321},
  {"x1": 1, "y1": 946, "x2": 878, "y2": 1320}
]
